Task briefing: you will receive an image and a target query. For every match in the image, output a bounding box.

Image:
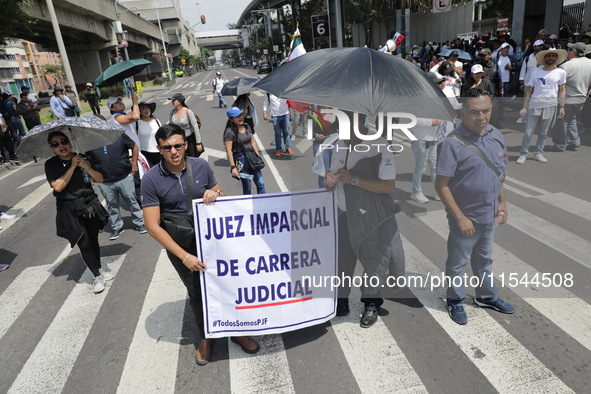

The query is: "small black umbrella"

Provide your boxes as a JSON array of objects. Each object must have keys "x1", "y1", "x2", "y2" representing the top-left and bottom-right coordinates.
[
  {"x1": 220, "y1": 76, "x2": 262, "y2": 96},
  {"x1": 95, "y1": 59, "x2": 152, "y2": 88},
  {"x1": 253, "y1": 47, "x2": 456, "y2": 121}
]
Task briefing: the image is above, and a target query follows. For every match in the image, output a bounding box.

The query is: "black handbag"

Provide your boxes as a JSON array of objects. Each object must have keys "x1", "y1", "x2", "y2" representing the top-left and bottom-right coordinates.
[
  {"x1": 159, "y1": 157, "x2": 196, "y2": 249},
  {"x1": 234, "y1": 126, "x2": 264, "y2": 171}
]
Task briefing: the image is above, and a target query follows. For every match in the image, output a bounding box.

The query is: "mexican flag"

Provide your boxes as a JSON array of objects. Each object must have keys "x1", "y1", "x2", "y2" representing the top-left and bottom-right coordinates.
[{"x1": 288, "y1": 27, "x2": 306, "y2": 61}]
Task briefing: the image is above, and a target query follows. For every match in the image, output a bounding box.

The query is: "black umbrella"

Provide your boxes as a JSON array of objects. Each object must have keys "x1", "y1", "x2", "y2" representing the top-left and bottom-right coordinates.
[
  {"x1": 95, "y1": 59, "x2": 152, "y2": 88},
  {"x1": 253, "y1": 47, "x2": 456, "y2": 120},
  {"x1": 220, "y1": 76, "x2": 262, "y2": 96}
]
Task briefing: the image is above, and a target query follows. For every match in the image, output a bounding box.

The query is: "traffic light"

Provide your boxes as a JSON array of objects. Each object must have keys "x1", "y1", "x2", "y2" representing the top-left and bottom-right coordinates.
[
  {"x1": 167, "y1": 53, "x2": 172, "y2": 63},
  {"x1": 200, "y1": 15, "x2": 206, "y2": 24}
]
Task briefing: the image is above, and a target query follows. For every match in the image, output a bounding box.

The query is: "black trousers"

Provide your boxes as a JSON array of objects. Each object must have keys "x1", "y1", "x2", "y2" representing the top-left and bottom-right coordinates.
[
  {"x1": 24, "y1": 117, "x2": 41, "y2": 131},
  {"x1": 77, "y1": 215, "x2": 103, "y2": 277},
  {"x1": 0, "y1": 129, "x2": 16, "y2": 159},
  {"x1": 185, "y1": 133, "x2": 203, "y2": 158},
  {"x1": 88, "y1": 100, "x2": 101, "y2": 115},
  {"x1": 166, "y1": 243, "x2": 205, "y2": 339}
]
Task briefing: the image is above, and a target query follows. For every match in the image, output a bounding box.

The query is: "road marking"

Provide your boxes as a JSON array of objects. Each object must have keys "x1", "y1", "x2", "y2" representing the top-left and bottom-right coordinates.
[
  {"x1": 0, "y1": 161, "x2": 31, "y2": 181},
  {"x1": 233, "y1": 69, "x2": 249, "y2": 77},
  {"x1": 504, "y1": 176, "x2": 548, "y2": 195},
  {"x1": 507, "y1": 202, "x2": 591, "y2": 270},
  {"x1": 8, "y1": 255, "x2": 125, "y2": 394},
  {"x1": 419, "y1": 210, "x2": 591, "y2": 352},
  {"x1": 252, "y1": 133, "x2": 288, "y2": 192},
  {"x1": 0, "y1": 182, "x2": 53, "y2": 233},
  {"x1": 117, "y1": 250, "x2": 185, "y2": 393},
  {"x1": 401, "y1": 235, "x2": 574, "y2": 393},
  {"x1": 200, "y1": 147, "x2": 227, "y2": 163},
  {"x1": 206, "y1": 94, "x2": 213, "y2": 102},
  {"x1": 16, "y1": 174, "x2": 46, "y2": 189},
  {"x1": 0, "y1": 244, "x2": 72, "y2": 341},
  {"x1": 534, "y1": 192, "x2": 591, "y2": 222},
  {"x1": 252, "y1": 91, "x2": 264, "y2": 97},
  {"x1": 331, "y1": 287, "x2": 427, "y2": 393},
  {"x1": 503, "y1": 184, "x2": 533, "y2": 198},
  {"x1": 184, "y1": 94, "x2": 192, "y2": 104},
  {"x1": 295, "y1": 138, "x2": 312, "y2": 153},
  {"x1": 229, "y1": 334, "x2": 295, "y2": 394},
  {"x1": 162, "y1": 99, "x2": 171, "y2": 105}
]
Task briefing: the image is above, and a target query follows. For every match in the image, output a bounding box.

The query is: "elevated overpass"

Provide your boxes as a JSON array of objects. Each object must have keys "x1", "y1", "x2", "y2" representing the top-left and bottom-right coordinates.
[
  {"x1": 17, "y1": 0, "x2": 169, "y2": 88},
  {"x1": 196, "y1": 30, "x2": 247, "y2": 50}
]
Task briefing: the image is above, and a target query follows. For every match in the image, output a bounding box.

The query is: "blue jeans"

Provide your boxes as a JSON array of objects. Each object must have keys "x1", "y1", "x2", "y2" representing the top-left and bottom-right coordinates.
[
  {"x1": 217, "y1": 92, "x2": 227, "y2": 107},
  {"x1": 273, "y1": 115, "x2": 290, "y2": 151},
  {"x1": 97, "y1": 174, "x2": 145, "y2": 231},
  {"x1": 445, "y1": 214, "x2": 498, "y2": 301},
  {"x1": 501, "y1": 81, "x2": 511, "y2": 97},
  {"x1": 520, "y1": 106, "x2": 555, "y2": 155},
  {"x1": 411, "y1": 140, "x2": 437, "y2": 194},
  {"x1": 552, "y1": 103, "x2": 583, "y2": 150},
  {"x1": 235, "y1": 152, "x2": 265, "y2": 195},
  {"x1": 8, "y1": 116, "x2": 26, "y2": 143}
]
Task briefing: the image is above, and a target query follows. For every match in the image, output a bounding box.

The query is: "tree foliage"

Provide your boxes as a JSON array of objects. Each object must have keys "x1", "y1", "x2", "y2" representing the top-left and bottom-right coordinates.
[{"x1": 0, "y1": 0, "x2": 35, "y2": 45}]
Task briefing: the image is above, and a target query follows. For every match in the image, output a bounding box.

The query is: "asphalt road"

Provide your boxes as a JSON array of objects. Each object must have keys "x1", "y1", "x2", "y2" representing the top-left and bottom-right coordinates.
[{"x1": 1, "y1": 67, "x2": 590, "y2": 393}]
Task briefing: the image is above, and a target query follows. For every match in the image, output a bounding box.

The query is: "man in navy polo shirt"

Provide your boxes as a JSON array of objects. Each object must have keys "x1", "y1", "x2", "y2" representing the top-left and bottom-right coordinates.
[
  {"x1": 141, "y1": 124, "x2": 260, "y2": 366},
  {"x1": 435, "y1": 91, "x2": 514, "y2": 325}
]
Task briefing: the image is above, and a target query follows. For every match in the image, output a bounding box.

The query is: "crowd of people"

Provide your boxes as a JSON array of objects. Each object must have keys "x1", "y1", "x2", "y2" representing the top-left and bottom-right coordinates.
[{"x1": 1, "y1": 22, "x2": 589, "y2": 366}]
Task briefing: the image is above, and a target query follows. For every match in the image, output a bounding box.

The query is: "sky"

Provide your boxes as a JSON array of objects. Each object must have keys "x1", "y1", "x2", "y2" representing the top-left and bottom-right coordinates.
[{"x1": 180, "y1": 0, "x2": 248, "y2": 32}]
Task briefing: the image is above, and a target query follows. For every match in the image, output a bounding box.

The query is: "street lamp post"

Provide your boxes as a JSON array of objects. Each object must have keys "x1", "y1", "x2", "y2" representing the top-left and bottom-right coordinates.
[
  {"x1": 113, "y1": 0, "x2": 130, "y2": 61},
  {"x1": 154, "y1": 0, "x2": 174, "y2": 81},
  {"x1": 44, "y1": 0, "x2": 78, "y2": 95}
]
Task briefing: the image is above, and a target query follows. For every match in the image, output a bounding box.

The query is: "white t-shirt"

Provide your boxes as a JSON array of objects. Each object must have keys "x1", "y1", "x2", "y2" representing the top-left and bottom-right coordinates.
[
  {"x1": 329, "y1": 136, "x2": 396, "y2": 212},
  {"x1": 111, "y1": 114, "x2": 141, "y2": 147},
  {"x1": 527, "y1": 67, "x2": 567, "y2": 109},
  {"x1": 136, "y1": 118, "x2": 160, "y2": 153},
  {"x1": 213, "y1": 77, "x2": 225, "y2": 93},
  {"x1": 497, "y1": 55, "x2": 512, "y2": 83}
]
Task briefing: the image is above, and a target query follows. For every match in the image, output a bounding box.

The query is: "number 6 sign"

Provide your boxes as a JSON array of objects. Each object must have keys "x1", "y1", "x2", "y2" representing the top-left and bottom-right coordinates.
[{"x1": 312, "y1": 14, "x2": 329, "y2": 39}]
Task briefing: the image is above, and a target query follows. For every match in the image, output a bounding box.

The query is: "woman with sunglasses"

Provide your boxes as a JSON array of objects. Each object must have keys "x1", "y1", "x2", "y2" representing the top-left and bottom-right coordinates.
[
  {"x1": 44, "y1": 131, "x2": 111, "y2": 294},
  {"x1": 223, "y1": 106, "x2": 265, "y2": 195},
  {"x1": 168, "y1": 93, "x2": 203, "y2": 158}
]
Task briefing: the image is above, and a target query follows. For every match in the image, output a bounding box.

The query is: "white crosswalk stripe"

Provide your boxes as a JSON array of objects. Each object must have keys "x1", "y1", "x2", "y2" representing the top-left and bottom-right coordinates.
[{"x1": 8, "y1": 255, "x2": 125, "y2": 394}]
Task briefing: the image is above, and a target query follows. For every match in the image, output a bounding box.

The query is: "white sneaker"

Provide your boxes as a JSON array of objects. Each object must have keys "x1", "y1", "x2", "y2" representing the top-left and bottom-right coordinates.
[
  {"x1": 0, "y1": 212, "x2": 16, "y2": 220},
  {"x1": 290, "y1": 134, "x2": 296, "y2": 141},
  {"x1": 410, "y1": 192, "x2": 429, "y2": 204},
  {"x1": 434, "y1": 194, "x2": 441, "y2": 201},
  {"x1": 534, "y1": 153, "x2": 548, "y2": 163},
  {"x1": 93, "y1": 276, "x2": 105, "y2": 293},
  {"x1": 516, "y1": 155, "x2": 527, "y2": 164},
  {"x1": 100, "y1": 269, "x2": 114, "y2": 281}
]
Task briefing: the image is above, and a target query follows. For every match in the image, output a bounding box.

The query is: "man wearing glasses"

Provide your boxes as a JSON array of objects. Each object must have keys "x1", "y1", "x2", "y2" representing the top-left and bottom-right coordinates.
[{"x1": 141, "y1": 124, "x2": 260, "y2": 366}]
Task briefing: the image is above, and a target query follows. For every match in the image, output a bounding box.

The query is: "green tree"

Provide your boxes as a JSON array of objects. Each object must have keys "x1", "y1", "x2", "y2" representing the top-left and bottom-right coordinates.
[
  {"x1": 43, "y1": 64, "x2": 65, "y2": 87},
  {"x1": 0, "y1": 0, "x2": 35, "y2": 45}
]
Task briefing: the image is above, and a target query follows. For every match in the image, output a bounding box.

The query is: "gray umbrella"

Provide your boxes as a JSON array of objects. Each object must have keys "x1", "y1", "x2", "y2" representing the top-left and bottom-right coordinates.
[
  {"x1": 253, "y1": 47, "x2": 457, "y2": 120},
  {"x1": 16, "y1": 116, "x2": 125, "y2": 160},
  {"x1": 220, "y1": 76, "x2": 262, "y2": 96}
]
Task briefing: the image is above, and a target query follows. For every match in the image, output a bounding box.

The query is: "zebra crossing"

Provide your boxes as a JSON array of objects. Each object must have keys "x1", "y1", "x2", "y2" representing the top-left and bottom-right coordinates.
[{"x1": 1, "y1": 120, "x2": 590, "y2": 392}]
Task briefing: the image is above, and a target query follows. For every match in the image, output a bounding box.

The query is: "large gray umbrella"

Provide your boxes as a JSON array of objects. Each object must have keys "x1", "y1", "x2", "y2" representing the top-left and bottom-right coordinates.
[
  {"x1": 253, "y1": 47, "x2": 457, "y2": 121},
  {"x1": 16, "y1": 116, "x2": 125, "y2": 160},
  {"x1": 220, "y1": 76, "x2": 261, "y2": 96}
]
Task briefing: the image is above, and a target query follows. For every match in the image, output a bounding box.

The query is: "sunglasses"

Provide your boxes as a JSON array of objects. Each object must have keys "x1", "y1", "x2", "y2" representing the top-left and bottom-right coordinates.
[
  {"x1": 159, "y1": 143, "x2": 185, "y2": 152},
  {"x1": 49, "y1": 138, "x2": 70, "y2": 148}
]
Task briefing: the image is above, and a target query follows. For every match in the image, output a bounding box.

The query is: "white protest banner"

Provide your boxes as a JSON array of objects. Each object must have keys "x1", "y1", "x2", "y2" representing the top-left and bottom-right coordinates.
[{"x1": 195, "y1": 190, "x2": 338, "y2": 338}]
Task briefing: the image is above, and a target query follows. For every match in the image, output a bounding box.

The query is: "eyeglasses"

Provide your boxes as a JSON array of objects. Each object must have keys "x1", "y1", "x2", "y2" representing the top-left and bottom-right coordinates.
[
  {"x1": 49, "y1": 138, "x2": 70, "y2": 148},
  {"x1": 159, "y1": 143, "x2": 185, "y2": 152}
]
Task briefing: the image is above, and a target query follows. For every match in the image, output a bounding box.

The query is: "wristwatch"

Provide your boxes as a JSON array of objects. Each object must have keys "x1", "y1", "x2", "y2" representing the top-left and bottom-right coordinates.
[
  {"x1": 351, "y1": 176, "x2": 360, "y2": 187},
  {"x1": 230, "y1": 165, "x2": 236, "y2": 171},
  {"x1": 213, "y1": 189, "x2": 223, "y2": 196}
]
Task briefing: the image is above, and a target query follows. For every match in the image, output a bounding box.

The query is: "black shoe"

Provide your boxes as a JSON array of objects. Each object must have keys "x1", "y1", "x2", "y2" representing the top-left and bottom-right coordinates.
[
  {"x1": 548, "y1": 146, "x2": 565, "y2": 152},
  {"x1": 360, "y1": 307, "x2": 379, "y2": 328},
  {"x1": 566, "y1": 144, "x2": 580, "y2": 151}
]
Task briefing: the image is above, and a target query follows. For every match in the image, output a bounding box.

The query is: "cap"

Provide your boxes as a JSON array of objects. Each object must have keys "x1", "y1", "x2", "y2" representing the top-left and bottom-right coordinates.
[
  {"x1": 471, "y1": 64, "x2": 484, "y2": 74},
  {"x1": 86, "y1": 82, "x2": 93, "y2": 87},
  {"x1": 64, "y1": 85, "x2": 71, "y2": 89},
  {"x1": 479, "y1": 48, "x2": 492, "y2": 55},
  {"x1": 549, "y1": 34, "x2": 558, "y2": 39},
  {"x1": 500, "y1": 43, "x2": 510, "y2": 49},
  {"x1": 568, "y1": 42, "x2": 587, "y2": 56},
  {"x1": 428, "y1": 41, "x2": 433, "y2": 45},
  {"x1": 106, "y1": 96, "x2": 122, "y2": 108},
  {"x1": 533, "y1": 39, "x2": 545, "y2": 47},
  {"x1": 216, "y1": 71, "x2": 222, "y2": 75},
  {"x1": 53, "y1": 87, "x2": 63, "y2": 93},
  {"x1": 426, "y1": 72, "x2": 445, "y2": 84},
  {"x1": 226, "y1": 106, "x2": 244, "y2": 118},
  {"x1": 168, "y1": 93, "x2": 186, "y2": 103},
  {"x1": 448, "y1": 50, "x2": 459, "y2": 57},
  {"x1": 438, "y1": 61, "x2": 454, "y2": 75}
]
